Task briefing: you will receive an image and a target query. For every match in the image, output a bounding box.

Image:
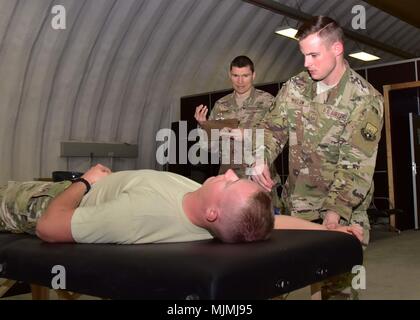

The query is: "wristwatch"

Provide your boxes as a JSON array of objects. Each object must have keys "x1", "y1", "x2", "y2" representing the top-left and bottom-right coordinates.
[{"x1": 72, "y1": 178, "x2": 91, "y2": 194}]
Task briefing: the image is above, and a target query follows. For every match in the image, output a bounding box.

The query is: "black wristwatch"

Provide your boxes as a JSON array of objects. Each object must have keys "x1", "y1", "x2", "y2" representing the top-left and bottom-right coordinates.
[{"x1": 72, "y1": 178, "x2": 91, "y2": 194}]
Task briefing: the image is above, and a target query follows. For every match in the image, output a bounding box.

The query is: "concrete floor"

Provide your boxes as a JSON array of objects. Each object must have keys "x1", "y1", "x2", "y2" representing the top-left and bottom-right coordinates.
[
  {"x1": 359, "y1": 228, "x2": 420, "y2": 299},
  {"x1": 287, "y1": 227, "x2": 420, "y2": 300},
  {"x1": 2, "y1": 226, "x2": 420, "y2": 300}
]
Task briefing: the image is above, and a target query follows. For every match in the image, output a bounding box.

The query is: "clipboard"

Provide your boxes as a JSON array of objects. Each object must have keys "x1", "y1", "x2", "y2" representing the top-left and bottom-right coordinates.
[{"x1": 200, "y1": 118, "x2": 239, "y2": 131}]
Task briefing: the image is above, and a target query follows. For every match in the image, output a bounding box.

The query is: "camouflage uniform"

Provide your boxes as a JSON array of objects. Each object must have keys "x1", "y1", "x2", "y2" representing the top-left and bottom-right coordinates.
[
  {"x1": 262, "y1": 65, "x2": 383, "y2": 236},
  {"x1": 261, "y1": 64, "x2": 383, "y2": 300},
  {"x1": 0, "y1": 181, "x2": 71, "y2": 234},
  {"x1": 208, "y1": 87, "x2": 281, "y2": 206},
  {"x1": 209, "y1": 88, "x2": 275, "y2": 176}
]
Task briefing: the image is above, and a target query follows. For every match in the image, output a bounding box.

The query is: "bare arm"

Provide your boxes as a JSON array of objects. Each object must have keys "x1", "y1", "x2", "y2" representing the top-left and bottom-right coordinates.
[
  {"x1": 275, "y1": 215, "x2": 364, "y2": 243},
  {"x1": 36, "y1": 164, "x2": 111, "y2": 243}
]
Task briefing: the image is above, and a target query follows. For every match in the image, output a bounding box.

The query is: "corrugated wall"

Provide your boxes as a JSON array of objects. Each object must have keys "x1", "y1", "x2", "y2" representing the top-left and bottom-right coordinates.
[{"x1": 0, "y1": 0, "x2": 417, "y2": 183}]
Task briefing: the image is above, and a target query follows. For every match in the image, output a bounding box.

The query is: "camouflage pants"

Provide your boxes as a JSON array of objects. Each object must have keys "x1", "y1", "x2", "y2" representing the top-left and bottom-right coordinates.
[
  {"x1": 320, "y1": 208, "x2": 370, "y2": 300},
  {"x1": 0, "y1": 181, "x2": 71, "y2": 235},
  {"x1": 286, "y1": 196, "x2": 372, "y2": 300}
]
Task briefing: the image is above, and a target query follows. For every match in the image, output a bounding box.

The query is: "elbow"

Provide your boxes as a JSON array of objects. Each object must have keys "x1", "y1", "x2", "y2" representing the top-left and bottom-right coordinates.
[
  {"x1": 35, "y1": 220, "x2": 57, "y2": 243},
  {"x1": 35, "y1": 212, "x2": 75, "y2": 243}
]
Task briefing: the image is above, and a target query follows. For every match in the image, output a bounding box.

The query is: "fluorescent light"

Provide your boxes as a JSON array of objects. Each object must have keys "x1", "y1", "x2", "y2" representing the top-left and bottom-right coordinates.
[
  {"x1": 275, "y1": 27, "x2": 298, "y2": 40},
  {"x1": 349, "y1": 51, "x2": 380, "y2": 61}
]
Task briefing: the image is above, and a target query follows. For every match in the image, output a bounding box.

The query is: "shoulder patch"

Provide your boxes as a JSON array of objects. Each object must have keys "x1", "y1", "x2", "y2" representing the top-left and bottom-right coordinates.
[
  {"x1": 351, "y1": 111, "x2": 381, "y2": 157},
  {"x1": 361, "y1": 122, "x2": 378, "y2": 141}
]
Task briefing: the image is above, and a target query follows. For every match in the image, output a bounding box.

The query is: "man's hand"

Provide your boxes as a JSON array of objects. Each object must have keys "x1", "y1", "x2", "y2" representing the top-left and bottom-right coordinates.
[
  {"x1": 194, "y1": 105, "x2": 208, "y2": 125},
  {"x1": 334, "y1": 224, "x2": 364, "y2": 243},
  {"x1": 82, "y1": 164, "x2": 112, "y2": 185},
  {"x1": 250, "y1": 163, "x2": 274, "y2": 192},
  {"x1": 323, "y1": 211, "x2": 340, "y2": 229}
]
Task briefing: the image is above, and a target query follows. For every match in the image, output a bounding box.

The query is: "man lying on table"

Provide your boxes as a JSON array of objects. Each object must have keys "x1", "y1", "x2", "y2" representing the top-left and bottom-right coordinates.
[{"x1": 0, "y1": 164, "x2": 363, "y2": 244}]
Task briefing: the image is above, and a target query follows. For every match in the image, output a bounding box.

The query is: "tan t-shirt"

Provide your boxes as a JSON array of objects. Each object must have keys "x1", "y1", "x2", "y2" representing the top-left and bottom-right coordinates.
[{"x1": 71, "y1": 170, "x2": 213, "y2": 244}]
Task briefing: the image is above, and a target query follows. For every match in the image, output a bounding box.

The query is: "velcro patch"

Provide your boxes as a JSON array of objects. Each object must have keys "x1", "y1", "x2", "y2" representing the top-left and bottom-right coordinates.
[
  {"x1": 361, "y1": 122, "x2": 378, "y2": 141},
  {"x1": 324, "y1": 106, "x2": 348, "y2": 122},
  {"x1": 351, "y1": 112, "x2": 381, "y2": 157}
]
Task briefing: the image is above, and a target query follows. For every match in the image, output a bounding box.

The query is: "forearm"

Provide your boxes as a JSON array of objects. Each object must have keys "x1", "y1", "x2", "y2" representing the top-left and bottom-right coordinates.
[
  {"x1": 323, "y1": 162, "x2": 376, "y2": 222},
  {"x1": 252, "y1": 116, "x2": 287, "y2": 167},
  {"x1": 42, "y1": 182, "x2": 86, "y2": 217},
  {"x1": 323, "y1": 96, "x2": 383, "y2": 221},
  {"x1": 255, "y1": 87, "x2": 289, "y2": 165},
  {"x1": 275, "y1": 215, "x2": 326, "y2": 231},
  {"x1": 36, "y1": 164, "x2": 111, "y2": 243},
  {"x1": 275, "y1": 215, "x2": 364, "y2": 242},
  {"x1": 262, "y1": 128, "x2": 286, "y2": 165},
  {"x1": 323, "y1": 122, "x2": 382, "y2": 221},
  {"x1": 36, "y1": 181, "x2": 88, "y2": 242}
]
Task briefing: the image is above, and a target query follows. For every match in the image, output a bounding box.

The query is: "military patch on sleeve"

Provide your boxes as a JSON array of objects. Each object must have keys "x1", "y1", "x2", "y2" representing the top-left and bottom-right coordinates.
[
  {"x1": 351, "y1": 111, "x2": 381, "y2": 157},
  {"x1": 361, "y1": 122, "x2": 378, "y2": 141}
]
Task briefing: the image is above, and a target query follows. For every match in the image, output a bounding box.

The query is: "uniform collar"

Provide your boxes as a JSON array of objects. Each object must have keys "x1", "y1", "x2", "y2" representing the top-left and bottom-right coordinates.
[
  {"x1": 230, "y1": 87, "x2": 256, "y2": 108},
  {"x1": 304, "y1": 60, "x2": 350, "y2": 101}
]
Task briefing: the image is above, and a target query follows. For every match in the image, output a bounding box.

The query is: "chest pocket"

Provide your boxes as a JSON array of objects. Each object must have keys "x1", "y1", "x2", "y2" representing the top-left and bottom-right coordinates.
[
  {"x1": 292, "y1": 98, "x2": 348, "y2": 151},
  {"x1": 320, "y1": 103, "x2": 348, "y2": 139},
  {"x1": 241, "y1": 106, "x2": 267, "y2": 128}
]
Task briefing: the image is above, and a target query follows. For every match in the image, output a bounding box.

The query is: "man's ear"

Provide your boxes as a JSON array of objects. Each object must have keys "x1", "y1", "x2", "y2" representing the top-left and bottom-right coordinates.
[
  {"x1": 332, "y1": 41, "x2": 344, "y2": 57},
  {"x1": 252, "y1": 72, "x2": 256, "y2": 81},
  {"x1": 205, "y1": 207, "x2": 220, "y2": 222}
]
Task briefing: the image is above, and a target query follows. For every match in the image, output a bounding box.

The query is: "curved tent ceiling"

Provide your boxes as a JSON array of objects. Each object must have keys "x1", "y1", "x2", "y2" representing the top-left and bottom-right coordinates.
[{"x1": 0, "y1": 0, "x2": 418, "y2": 182}]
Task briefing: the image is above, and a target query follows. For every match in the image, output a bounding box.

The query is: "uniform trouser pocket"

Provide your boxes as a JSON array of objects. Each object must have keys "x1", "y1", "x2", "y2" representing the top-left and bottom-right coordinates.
[{"x1": 0, "y1": 181, "x2": 71, "y2": 234}]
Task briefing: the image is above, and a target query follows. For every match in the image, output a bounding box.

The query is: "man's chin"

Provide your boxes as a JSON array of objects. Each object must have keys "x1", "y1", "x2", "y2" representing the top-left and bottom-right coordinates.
[
  {"x1": 307, "y1": 71, "x2": 319, "y2": 80},
  {"x1": 235, "y1": 87, "x2": 251, "y2": 95}
]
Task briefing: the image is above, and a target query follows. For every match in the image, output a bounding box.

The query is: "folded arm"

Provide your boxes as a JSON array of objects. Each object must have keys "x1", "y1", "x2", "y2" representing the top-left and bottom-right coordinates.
[{"x1": 36, "y1": 164, "x2": 111, "y2": 243}]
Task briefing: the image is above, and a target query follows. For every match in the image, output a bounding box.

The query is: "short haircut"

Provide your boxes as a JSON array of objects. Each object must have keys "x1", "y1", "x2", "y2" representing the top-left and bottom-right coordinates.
[
  {"x1": 230, "y1": 56, "x2": 255, "y2": 73},
  {"x1": 296, "y1": 16, "x2": 344, "y2": 46},
  {"x1": 215, "y1": 191, "x2": 274, "y2": 243}
]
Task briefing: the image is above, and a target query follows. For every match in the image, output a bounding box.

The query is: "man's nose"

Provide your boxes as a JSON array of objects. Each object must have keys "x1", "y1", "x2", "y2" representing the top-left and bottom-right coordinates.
[
  {"x1": 224, "y1": 169, "x2": 239, "y2": 181},
  {"x1": 304, "y1": 57, "x2": 311, "y2": 68}
]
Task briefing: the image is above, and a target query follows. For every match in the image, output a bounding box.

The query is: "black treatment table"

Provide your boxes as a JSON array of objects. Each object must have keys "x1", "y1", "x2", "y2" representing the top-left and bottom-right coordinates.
[{"x1": 0, "y1": 229, "x2": 362, "y2": 299}]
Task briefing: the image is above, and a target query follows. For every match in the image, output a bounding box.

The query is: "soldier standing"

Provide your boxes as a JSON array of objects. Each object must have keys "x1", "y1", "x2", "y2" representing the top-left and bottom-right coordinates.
[
  {"x1": 195, "y1": 56, "x2": 281, "y2": 208},
  {"x1": 251, "y1": 16, "x2": 383, "y2": 299}
]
